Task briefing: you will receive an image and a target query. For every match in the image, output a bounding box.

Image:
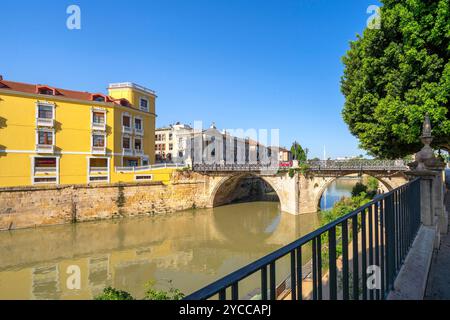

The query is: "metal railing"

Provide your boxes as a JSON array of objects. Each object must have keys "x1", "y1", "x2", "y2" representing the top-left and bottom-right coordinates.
[
  {"x1": 192, "y1": 160, "x2": 409, "y2": 173},
  {"x1": 184, "y1": 178, "x2": 421, "y2": 300},
  {"x1": 193, "y1": 163, "x2": 277, "y2": 172},
  {"x1": 308, "y1": 160, "x2": 409, "y2": 171},
  {"x1": 115, "y1": 163, "x2": 186, "y2": 172},
  {"x1": 89, "y1": 167, "x2": 108, "y2": 173}
]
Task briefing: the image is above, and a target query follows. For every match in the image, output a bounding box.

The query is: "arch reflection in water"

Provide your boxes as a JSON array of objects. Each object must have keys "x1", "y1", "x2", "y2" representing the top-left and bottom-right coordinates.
[{"x1": 0, "y1": 202, "x2": 319, "y2": 300}]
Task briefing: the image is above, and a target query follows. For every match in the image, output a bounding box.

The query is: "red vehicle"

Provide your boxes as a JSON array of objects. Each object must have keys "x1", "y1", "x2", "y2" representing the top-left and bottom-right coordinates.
[{"x1": 279, "y1": 161, "x2": 293, "y2": 168}]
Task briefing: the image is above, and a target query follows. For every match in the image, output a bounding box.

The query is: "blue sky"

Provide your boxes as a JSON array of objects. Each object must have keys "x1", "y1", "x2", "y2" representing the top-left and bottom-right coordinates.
[{"x1": 0, "y1": 0, "x2": 380, "y2": 159}]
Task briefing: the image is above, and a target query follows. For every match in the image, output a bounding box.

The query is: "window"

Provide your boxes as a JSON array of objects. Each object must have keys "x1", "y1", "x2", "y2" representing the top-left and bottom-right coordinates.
[
  {"x1": 134, "y1": 138, "x2": 142, "y2": 150},
  {"x1": 38, "y1": 130, "x2": 53, "y2": 145},
  {"x1": 38, "y1": 105, "x2": 53, "y2": 119},
  {"x1": 135, "y1": 175, "x2": 153, "y2": 181},
  {"x1": 92, "y1": 95, "x2": 106, "y2": 102},
  {"x1": 93, "y1": 112, "x2": 105, "y2": 124},
  {"x1": 142, "y1": 158, "x2": 149, "y2": 166},
  {"x1": 140, "y1": 98, "x2": 149, "y2": 111},
  {"x1": 37, "y1": 87, "x2": 55, "y2": 95},
  {"x1": 123, "y1": 136, "x2": 131, "y2": 149},
  {"x1": 123, "y1": 115, "x2": 131, "y2": 128},
  {"x1": 126, "y1": 159, "x2": 138, "y2": 167},
  {"x1": 34, "y1": 177, "x2": 57, "y2": 184},
  {"x1": 93, "y1": 134, "x2": 105, "y2": 147},
  {"x1": 135, "y1": 118, "x2": 142, "y2": 130},
  {"x1": 33, "y1": 157, "x2": 58, "y2": 184},
  {"x1": 169, "y1": 143, "x2": 173, "y2": 151},
  {"x1": 169, "y1": 133, "x2": 173, "y2": 140},
  {"x1": 89, "y1": 176, "x2": 108, "y2": 182},
  {"x1": 34, "y1": 157, "x2": 56, "y2": 171}
]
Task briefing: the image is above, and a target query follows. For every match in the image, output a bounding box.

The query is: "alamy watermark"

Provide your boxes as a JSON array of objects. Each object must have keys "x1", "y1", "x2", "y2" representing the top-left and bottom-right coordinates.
[
  {"x1": 178, "y1": 121, "x2": 281, "y2": 171},
  {"x1": 66, "y1": 5, "x2": 81, "y2": 30},
  {"x1": 66, "y1": 265, "x2": 81, "y2": 290},
  {"x1": 367, "y1": 5, "x2": 381, "y2": 30}
]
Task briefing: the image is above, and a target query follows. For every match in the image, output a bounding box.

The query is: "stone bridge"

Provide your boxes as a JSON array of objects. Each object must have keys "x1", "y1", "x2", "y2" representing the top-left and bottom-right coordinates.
[{"x1": 192, "y1": 160, "x2": 410, "y2": 215}]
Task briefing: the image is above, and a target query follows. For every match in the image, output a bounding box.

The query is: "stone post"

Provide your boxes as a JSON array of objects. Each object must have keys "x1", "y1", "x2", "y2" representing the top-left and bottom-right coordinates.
[{"x1": 406, "y1": 115, "x2": 448, "y2": 247}]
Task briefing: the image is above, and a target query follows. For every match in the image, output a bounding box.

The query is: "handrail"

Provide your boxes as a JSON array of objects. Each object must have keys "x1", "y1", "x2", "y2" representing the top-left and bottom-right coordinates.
[
  {"x1": 185, "y1": 178, "x2": 421, "y2": 300},
  {"x1": 115, "y1": 163, "x2": 186, "y2": 172},
  {"x1": 192, "y1": 160, "x2": 409, "y2": 173}
]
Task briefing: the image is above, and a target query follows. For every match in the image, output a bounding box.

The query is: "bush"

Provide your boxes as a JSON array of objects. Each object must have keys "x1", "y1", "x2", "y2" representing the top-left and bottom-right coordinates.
[
  {"x1": 366, "y1": 177, "x2": 379, "y2": 193},
  {"x1": 351, "y1": 182, "x2": 368, "y2": 197},
  {"x1": 95, "y1": 287, "x2": 135, "y2": 300},
  {"x1": 144, "y1": 280, "x2": 184, "y2": 300}
]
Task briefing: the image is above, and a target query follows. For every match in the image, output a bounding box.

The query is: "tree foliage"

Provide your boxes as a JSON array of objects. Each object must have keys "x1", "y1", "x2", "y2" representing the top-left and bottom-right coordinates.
[
  {"x1": 143, "y1": 280, "x2": 185, "y2": 300},
  {"x1": 95, "y1": 287, "x2": 135, "y2": 300},
  {"x1": 341, "y1": 0, "x2": 450, "y2": 158},
  {"x1": 291, "y1": 141, "x2": 308, "y2": 162}
]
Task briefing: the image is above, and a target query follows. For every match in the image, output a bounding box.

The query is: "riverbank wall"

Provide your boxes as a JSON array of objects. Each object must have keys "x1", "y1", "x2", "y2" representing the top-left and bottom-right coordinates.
[{"x1": 0, "y1": 171, "x2": 213, "y2": 231}]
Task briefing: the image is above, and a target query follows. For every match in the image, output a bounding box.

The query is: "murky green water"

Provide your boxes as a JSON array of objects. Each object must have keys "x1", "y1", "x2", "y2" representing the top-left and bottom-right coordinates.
[{"x1": 0, "y1": 177, "x2": 363, "y2": 300}]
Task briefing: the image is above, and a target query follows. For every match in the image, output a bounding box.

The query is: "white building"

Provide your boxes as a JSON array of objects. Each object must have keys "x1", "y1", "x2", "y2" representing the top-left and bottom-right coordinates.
[
  {"x1": 156, "y1": 122, "x2": 283, "y2": 166},
  {"x1": 155, "y1": 123, "x2": 193, "y2": 163}
]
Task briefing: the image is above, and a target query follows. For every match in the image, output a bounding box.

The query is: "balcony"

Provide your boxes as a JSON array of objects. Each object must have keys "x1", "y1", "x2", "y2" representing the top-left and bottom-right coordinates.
[
  {"x1": 134, "y1": 148, "x2": 144, "y2": 156},
  {"x1": 36, "y1": 144, "x2": 55, "y2": 154},
  {"x1": 34, "y1": 167, "x2": 57, "y2": 174},
  {"x1": 123, "y1": 126, "x2": 132, "y2": 134},
  {"x1": 91, "y1": 146, "x2": 106, "y2": 155},
  {"x1": 89, "y1": 167, "x2": 108, "y2": 174},
  {"x1": 134, "y1": 127, "x2": 144, "y2": 136},
  {"x1": 123, "y1": 148, "x2": 133, "y2": 156},
  {"x1": 92, "y1": 121, "x2": 106, "y2": 131},
  {"x1": 36, "y1": 117, "x2": 54, "y2": 128}
]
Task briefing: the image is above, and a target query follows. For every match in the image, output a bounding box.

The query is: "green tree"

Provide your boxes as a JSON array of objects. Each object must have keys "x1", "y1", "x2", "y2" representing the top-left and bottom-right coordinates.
[
  {"x1": 367, "y1": 177, "x2": 380, "y2": 193},
  {"x1": 341, "y1": 0, "x2": 450, "y2": 158},
  {"x1": 291, "y1": 141, "x2": 307, "y2": 163},
  {"x1": 351, "y1": 182, "x2": 368, "y2": 197}
]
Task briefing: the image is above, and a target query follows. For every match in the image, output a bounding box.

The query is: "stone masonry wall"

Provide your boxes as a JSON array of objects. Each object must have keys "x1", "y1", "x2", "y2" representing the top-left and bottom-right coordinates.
[{"x1": 0, "y1": 171, "x2": 211, "y2": 231}]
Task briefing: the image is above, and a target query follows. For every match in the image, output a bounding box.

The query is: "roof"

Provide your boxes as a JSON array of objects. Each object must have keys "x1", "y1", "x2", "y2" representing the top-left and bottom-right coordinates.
[{"x1": 0, "y1": 79, "x2": 132, "y2": 107}]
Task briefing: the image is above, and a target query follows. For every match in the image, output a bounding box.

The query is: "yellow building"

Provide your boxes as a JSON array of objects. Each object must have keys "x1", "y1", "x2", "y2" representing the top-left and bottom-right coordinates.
[{"x1": 0, "y1": 77, "x2": 174, "y2": 187}]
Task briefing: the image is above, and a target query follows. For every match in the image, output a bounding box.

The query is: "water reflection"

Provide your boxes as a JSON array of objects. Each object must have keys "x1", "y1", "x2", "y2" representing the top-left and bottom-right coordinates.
[
  {"x1": 0, "y1": 178, "x2": 368, "y2": 300},
  {"x1": 0, "y1": 202, "x2": 319, "y2": 300},
  {"x1": 320, "y1": 176, "x2": 372, "y2": 210}
]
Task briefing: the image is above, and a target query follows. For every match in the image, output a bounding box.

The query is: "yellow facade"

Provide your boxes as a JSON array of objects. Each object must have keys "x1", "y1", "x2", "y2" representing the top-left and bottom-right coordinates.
[{"x1": 0, "y1": 80, "x2": 175, "y2": 187}]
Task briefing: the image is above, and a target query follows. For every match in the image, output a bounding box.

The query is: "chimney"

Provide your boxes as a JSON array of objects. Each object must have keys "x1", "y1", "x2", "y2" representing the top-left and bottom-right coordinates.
[{"x1": 0, "y1": 75, "x2": 3, "y2": 81}]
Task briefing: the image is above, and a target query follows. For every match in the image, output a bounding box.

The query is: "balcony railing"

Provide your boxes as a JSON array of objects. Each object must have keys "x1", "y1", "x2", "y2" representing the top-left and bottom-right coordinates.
[
  {"x1": 89, "y1": 167, "x2": 108, "y2": 173},
  {"x1": 34, "y1": 167, "x2": 57, "y2": 174},
  {"x1": 134, "y1": 148, "x2": 144, "y2": 155},
  {"x1": 185, "y1": 178, "x2": 421, "y2": 301},
  {"x1": 36, "y1": 117, "x2": 54, "y2": 128},
  {"x1": 115, "y1": 163, "x2": 185, "y2": 173},
  {"x1": 91, "y1": 146, "x2": 106, "y2": 155},
  {"x1": 122, "y1": 148, "x2": 133, "y2": 156},
  {"x1": 92, "y1": 121, "x2": 106, "y2": 131},
  {"x1": 36, "y1": 144, "x2": 55, "y2": 154},
  {"x1": 122, "y1": 126, "x2": 132, "y2": 134},
  {"x1": 134, "y1": 127, "x2": 144, "y2": 136}
]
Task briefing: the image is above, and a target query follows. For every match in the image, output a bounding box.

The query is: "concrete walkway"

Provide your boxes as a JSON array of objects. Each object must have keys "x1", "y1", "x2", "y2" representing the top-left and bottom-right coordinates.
[{"x1": 424, "y1": 188, "x2": 450, "y2": 300}]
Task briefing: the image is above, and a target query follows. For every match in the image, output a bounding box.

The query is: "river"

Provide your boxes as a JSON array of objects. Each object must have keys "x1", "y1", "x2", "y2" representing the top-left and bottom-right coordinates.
[{"x1": 0, "y1": 177, "x2": 360, "y2": 300}]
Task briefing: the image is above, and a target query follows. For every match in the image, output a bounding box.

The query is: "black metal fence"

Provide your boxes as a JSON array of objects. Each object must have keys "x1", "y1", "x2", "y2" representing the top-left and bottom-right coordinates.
[{"x1": 184, "y1": 178, "x2": 421, "y2": 300}]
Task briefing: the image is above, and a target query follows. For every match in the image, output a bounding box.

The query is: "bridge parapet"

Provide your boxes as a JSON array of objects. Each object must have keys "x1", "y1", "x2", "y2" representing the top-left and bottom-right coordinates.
[
  {"x1": 193, "y1": 160, "x2": 409, "y2": 174},
  {"x1": 308, "y1": 159, "x2": 409, "y2": 171}
]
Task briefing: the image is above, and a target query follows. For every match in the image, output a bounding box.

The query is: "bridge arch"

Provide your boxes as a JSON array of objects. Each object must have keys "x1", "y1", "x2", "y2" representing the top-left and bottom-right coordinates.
[
  {"x1": 311, "y1": 172, "x2": 407, "y2": 212},
  {"x1": 208, "y1": 173, "x2": 288, "y2": 212}
]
